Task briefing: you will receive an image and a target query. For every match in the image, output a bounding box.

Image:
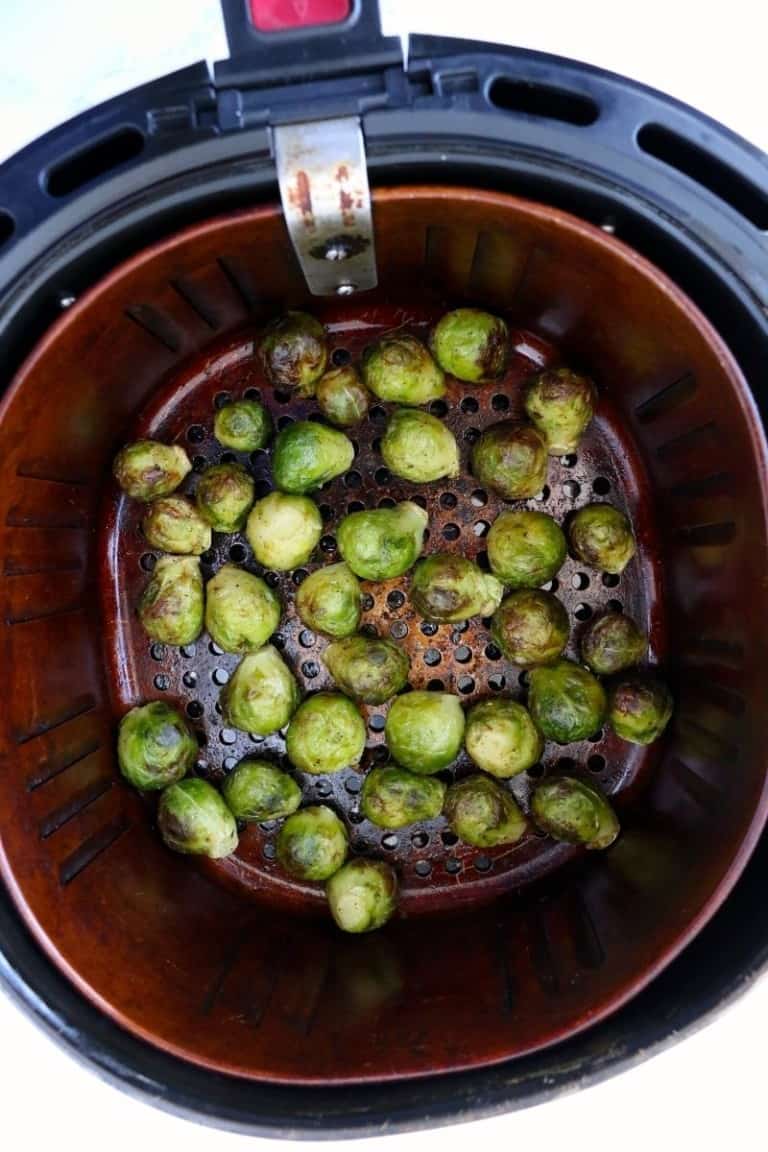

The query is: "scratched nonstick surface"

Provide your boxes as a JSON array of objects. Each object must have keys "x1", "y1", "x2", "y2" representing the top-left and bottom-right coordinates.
[{"x1": 102, "y1": 302, "x2": 665, "y2": 915}]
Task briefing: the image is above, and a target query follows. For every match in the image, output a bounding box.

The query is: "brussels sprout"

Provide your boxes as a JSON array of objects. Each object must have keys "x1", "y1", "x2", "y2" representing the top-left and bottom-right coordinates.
[
  {"x1": 380, "y1": 409, "x2": 459, "y2": 483},
  {"x1": 531, "y1": 776, "x2": 619, "y2": 849},
  {"x1": 286, "y1": 693, "x2": 366, "y2": 775},
  {"x1": 569, "y1": 503, "x2": 636, "y2": 574},
  {"x1": 430, "y1": 308, "x2": 508, "y2": 382},
  {"x1": 141, "y1": 495, "x2": 211, "y2": 555},
  {"x1": 361, "y1": 334, "x2": 445, "y2": 406},
  {"x1": 491, "y1": 589, "x2": 569, "y2": 668},
  {"x1": 528, "y1": 659, "x2": 606, "y2": 744},
  {"x1": 385, "y1": 691, "x2": 465, "y2": 774},
  {"x1": 410, "y1": 554, "x2": 504, "y2": 622},
  {"x1": 324, "y1": 634, "x2": 410, "y2": 704},
  {"x1": 272, "y1": 420, "x2": 354, "y2": 494},
  {"x1": 471, "y1": 422, "x2": 548, "y2": 500},
  {"x1": 276, "y1": 805, "x2": 348, "y2": 880},
  {"x1": 607, "y1": 675, "x2": 673, "y2": 745},
  {"x1": 213, "y1": 400, "x2": 273, "y2": 452},
  {"x1": 487, "y1": 510, "x2": 566, "y2": 588},
  {"x1": 295, "y1": 561, "x2": 362, "y2": 639},
  {"x1": 581, "y1": 612, "x2": 648, "y2": 676},
  {"x1": 444, "y1": 775, "x2": 527, "y2": 847},
  {"x1": 360, "y1": 765, "x2": 446, "y2": 829},
  {"x1": 195, "y1": 462, "x2": 254, "y2": 533},
  {"x1": 246, "y1": 491, "x2": 322, "y2": 570},
  {"x1": 337, "y1": 500, "x2": 428, "y2": 581},
  {"x1": 464, "y1": 698, "x2": 543, "y2": 778},
  {"x1": 138, "y1": 555, "x2": 203, "y2": 646},
  {"x1": 113, "y1": 439, "x2": 191, "y2": 502},
  {"x1": 316, "y1": 366, "x2": 371, "y2": 427},
  {"x1": 524, "y1": 368, "x2": 597, "y2": 455},
  {"x1": 221, "y1": 759, "x2": 302, "y2": 822},
  {"x1": 221, "y1": 645, "x2": 300, "y2": 735},
  {"x1": 158, "y1": 778, "x2": 238, "y2": 858},
  {"x1": 259, "y1": 311, "x2": 328, "y2": 394},
  {"x1": 326, "y1": 859, "x2": 398, "y2": 933},
  {"x1": 117, "y1": 701, "x2": 197, "y2": 791},
  {"x1": 204, "y1": 564, "x2": 280, "y2": 653}
]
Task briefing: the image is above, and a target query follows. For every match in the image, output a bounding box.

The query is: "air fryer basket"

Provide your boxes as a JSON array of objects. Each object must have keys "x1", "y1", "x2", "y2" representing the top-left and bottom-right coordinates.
[{"x1": 1, "y1": 6, "x2": 768, "y2": 1137}]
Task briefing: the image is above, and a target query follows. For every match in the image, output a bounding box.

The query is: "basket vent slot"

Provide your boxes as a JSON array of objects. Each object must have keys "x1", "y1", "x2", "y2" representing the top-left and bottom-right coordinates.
[
  {"x1": 46, "y1": 128, "x2": 144, "y2": 198},
  {"x1": 0, "y1": 210, "x2": 14, "y2": 249},
  {"x1": 488, "y1": 78, "x2": 599, "y2": 126},
  {"x1": 635, "y1": 373, "x2": 697, "y2": 422},
  {"x1": 637, "y1": 124, "x2": 768, "y2": 230}
]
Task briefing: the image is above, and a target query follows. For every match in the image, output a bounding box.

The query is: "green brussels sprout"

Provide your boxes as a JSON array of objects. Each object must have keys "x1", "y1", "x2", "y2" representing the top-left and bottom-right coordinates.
[
  {"x1": 607, "y1": 675, "x2": 673, "y2": 745},
  {"x1": 487, "y1": 510, "x2": 566, "y2": 588},
  {"x1": 464, "y1": 698, "x2": 543, "y2": 778},
  {"x1": 360, "y1": 764, "x2": 446, "y2": 829},
  {"x1": 410, "y1": 554, "x2": 504, "y2": 622},
  {"x1": 380, "y1": 409, "x2": 459, "y2": 483},
  {"x1": 491, "y1": 589, "x2": 570, "y2": 667},
  {"x1": 204, "y1": 564, "x2": 280, "y2": 653},
  {"x1": 117, "y1": 701, "x2": 197, "y2": 791},
  {"x1": 221, "y1": 645, "x2": 300, "y2": 735},
  {"x1": 326, "y1": 859, "x2": 398, "y2": 933},
  {"x1": 195, "y1": 462, "x2": 254, "y2": 533},
  {"x1": 276, "y1": 805, "x2": 348, "y2": 880},
  {"x1": 430, "y1": 308, "x2": 509, "y2": 382},
  {"x1": 362, "y1": 334, "x2": 445, "y2": 406},
  {"x1": 324, "y1": 634, "x2": 410, "y2": 704},
  {"x1": 245, "y1": 491, "x2": 322, "y2": 570},
  {"x1": 524, "y1": 368, "x2": 597, "y2": 454},
  {"x1": 531, "y1": 776, "x2": 619, "y2": 849},
  {"x1": 113, "y1": 439, "x2": 191, "y2": 502},
  {"x1": 158, "y1": 778, "x2": 238, "y2": 858},
  {"x1": 581, "y1": 612, "x2": 648, "y2": 676},
  {"x1": 295, "y1": 561, "x2": 361, "y2": 638},
  {"x1": 444, "y1": 775, "x2": 527, "y2": 847},
  {"x1": 337, "y1": 500, "x2": 428, "y2": 581},
  {"x1": 138, "y1": 555, "x2": 203, "y2": 646},
  {"x1": 141, "y1": 495, "x2": 211, "y2": 555},
  {"x1": 286, "y1": 693, "x2": 366, "y2": 775},
  {"x1": 272, "y1": 420, "x2": 354, "y2": 494},
  {"x1": 213, "y1": 400, "x2": 273, "y2": 452},
  {"x1": 528, "y1": 659, "x2": 607, "y2": 744},
  {"x1": 385, "y1": 691, "x2": 465, "y2": 774},
  {"x1": 471, "y1": 422, "x2": 548, "y2": 500},
  {"x1": 259, "y1": 311, "x2": 328, "y2": 394},
  {"x1": 221, "y1": 759, "x2": 301, "y2": 822},
  {"x1": 316, "y1": 366, "x2": 370, "y2": 427},
  {"x1": 569, "y1": 503, "x2": 636, "y2": 574}
]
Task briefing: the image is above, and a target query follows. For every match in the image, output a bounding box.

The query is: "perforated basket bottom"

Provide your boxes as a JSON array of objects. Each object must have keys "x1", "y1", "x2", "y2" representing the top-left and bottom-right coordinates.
[{"x1": 101, "y1": 302, "x2": 665, "y2": 915}]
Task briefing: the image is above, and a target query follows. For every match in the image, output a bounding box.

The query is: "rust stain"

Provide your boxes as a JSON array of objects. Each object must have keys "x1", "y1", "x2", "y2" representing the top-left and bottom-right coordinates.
[
  {"x1": 339, "y1": 188, "x2": 355, "y2": 228},
  {"x1": 287, "y1": 170, "x2": 315, "y2": 231}
]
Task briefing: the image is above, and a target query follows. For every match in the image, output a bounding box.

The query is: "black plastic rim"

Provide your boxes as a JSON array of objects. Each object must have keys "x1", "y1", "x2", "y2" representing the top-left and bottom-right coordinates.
[{"x1": 0, "y1": 37, "x2": 767, "y2": 1138}]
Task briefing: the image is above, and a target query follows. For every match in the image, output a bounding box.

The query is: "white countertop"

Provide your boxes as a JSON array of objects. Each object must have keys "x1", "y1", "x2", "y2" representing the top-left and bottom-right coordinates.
[{"x1": 1, "y1": 3, "x2": 765, "y2": 1150}]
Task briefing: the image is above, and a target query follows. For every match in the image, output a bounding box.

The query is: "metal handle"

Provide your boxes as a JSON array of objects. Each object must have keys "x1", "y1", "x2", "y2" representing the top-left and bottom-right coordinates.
[{"x1": 274, "y1": 116, "x2": 378, "y2": 295}]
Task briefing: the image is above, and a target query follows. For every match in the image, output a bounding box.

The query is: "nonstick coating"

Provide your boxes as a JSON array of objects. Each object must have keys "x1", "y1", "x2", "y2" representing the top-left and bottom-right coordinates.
[
  {"x1": 102, "y1": 306, "x2": 664, "y2": 914},
  {"x1": 0, "y1": 189, "x2": 766, "y2": 1083}
]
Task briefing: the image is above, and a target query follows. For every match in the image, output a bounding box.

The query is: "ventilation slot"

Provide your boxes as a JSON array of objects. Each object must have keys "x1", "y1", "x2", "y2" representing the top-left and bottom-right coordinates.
[
  {"x1": 637, "y1": 124, "x2": 768, "y2": 229},
  {"x1": 676, "y1": 521, "x2": 736, "y2": 547},
  {"x1": 489, "y1": 78, "x2": 599, "y2": 126},
  {"x1": 46, "y1": 128, "x2": 144, "y2": 198},
  {"x1": 0, "y1": 210, "x2": 14, "y2": 249},
  {"x1": 125, "y1": 304, "x2": 183, "y2": 353},
  {"x1": 635, "y1": 373, "x2": 697, "y2": 423}
]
